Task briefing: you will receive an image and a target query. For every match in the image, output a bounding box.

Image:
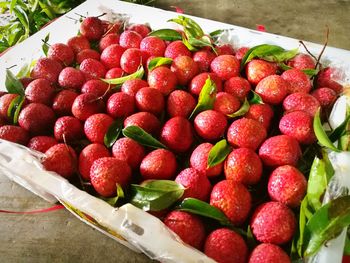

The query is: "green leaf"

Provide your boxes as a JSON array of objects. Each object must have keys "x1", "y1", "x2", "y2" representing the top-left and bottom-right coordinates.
[
  {"x1": 148, "y1": 57, "x2": 173, "y2": 71},
  {"x1": 297, "y1": 197, "x2": 314, "y2": 257},
  {"x1": 187, "y1": 35, "x2": 212, "y2": 48},
  {"x1": 313, "y1": 107, "x2": 340, "y2": 152},
  {"x1": 248, "y1": 90, "x2": 264, "y2": 104},
  {"x1": 209, "y1": 29, "x2": 224, "y2": 38},
  {"x1": 7, "y1": 95, "x2": 25, "y2": 124},
  {"x1": 13, "y1": 6, "x2": 30, "y2": 37},
  {"x1": 101, "y1": 66, "x2": 144, "y2": 86},
  {"x1": 148, "y1": 29, "x2": 182, "y2": 41},
  {"x1": 246, "y1": 225, "x2": 257, "y2": 249},
  {"x1": 104, "y1": 119, "x2": 123, "y2": 148},
  {"x1": 227, "y1": 98, "x2": 250, "y2": 118},
  {"x1": 329, "y1": 114, "x2": 350, "y2": 142},
  {"x1": 5, "y1": 69, "x2": 25, "y2": 95},
  {"x1": 181, "y1": 35, "x2": 198, "y2": 52},
  {"x1": 344, "y1": 232, "x2": 350, "y2": 255},
  {"x1": 263, "y1": 48, "x2": 298, "y2": 63},
  {"x1": 302, "y1": 68, "x2": 319, "y2": 77},
  {"x1": 42, "y1": 33, "x2": 50, "y2": 56},
  {"x1": 122, "y1": 126, "x2": 167, "y2": 149},
  {"x1": 278, "y1": 62, "x2": 292, "y2": 71},
  {"x1": 100, "y1": 184, "x2": 125, "y2": 206},
  {"x1": 189, "y1": 76, "x2": 217, "y2": 119},
  {"x1": 168, "y1": 15, "x2": 204, "y2": 38},
  {"x1": 9, "y1": 0, "x2": 17, "y2": 14},
  {"x1": 207, "y1": 139, "x2": 232, "y2": 168},
  {"x1": 130, "y1": 180, "x2": 184, "y2": 211}
]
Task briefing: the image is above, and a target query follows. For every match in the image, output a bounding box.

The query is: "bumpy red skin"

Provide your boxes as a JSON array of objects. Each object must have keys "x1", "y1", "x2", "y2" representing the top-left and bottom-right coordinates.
[
  {"x1": 79, "y1": 58, "x2": 107, "y2": 80},
  {"x1": 245, "y1": 59, "x2": 277, "y2": 86},
  {"x1": 18, "y1": 103, "x2": 56, "y2": 135},
  {"x1": 31, "y1": 58, "x2": 63, "y2": 83},
  {"x1": 147, "y1": 66, "x2": 177, "y2": 96},
  {"x1": 248, "y1": 243, "x2": 291, "y2": 263},
  {"x1": 43, "y1": 144, "x2": 77, "y2": 178},
  {"x1": 100, "y1": 44, "x2": 125, "y2": 69},
  {"x1": 47, "y1": 43, "x2": 74, "y2": 66},
  {"x1": 160, "y1": 116, "x2": 194, "y2": 153},
  {"x1": 255, "y1": 75, "x2": 288, "y2": 105},
  {"x1": 279, "y1": 110, "x2": 316, "y2": 144},
  {"x1": 107, "y1": 92, "x2": 135, "y2": 118},
  {"x1": 58, "y1": 67, "x2": 85, "y2": 91},
  {"x1": 124, "y1": 112, "x2": 161, "y2": 135},
  {"x1": 244, "y1": 103, "x2": 274, "y2": 130},
  {"x1": 67, "y1": 35, "x2": 90, "y2": 54},
  {"x1": 0, "y1": 125, "x2": 30, "y2": 145},
  {"x1": 25, "y1": 78, "x2": 55, "y2": 105},
  {"x1": 54, "y1": 116, "x2": 83, "y2": 142},
  {"x1": 71, "y1": 93, "x2": 105, "y2": 121},
  {"x1": 167, "y1": 90, "x2": 196, "y2": 118},
  {"x1": 140, "y1": 149, "x2": 177, "y2": 180},
  {"x1": 90, "y1": 157, "x2": 131, "y2": 197},
  {"x1": 194, "y1": 110, "x2": 227, "y2": 141},
  {"x1": 76, "y1": 49, "x2": 101, "y2": 65},
  {"x1": 112, "y1": 137, "x2": 145, "y2": 170},
  {"x1": 20, "y1": 77, "x2": 33, "y2": 88},
  {"x1": 175, "y1": 168, "x2": 211, "y2": 201},
  {"x1": 227, "y1": 118, "x2": 267, "y2": 151},
  {"x1": 81, "y1": 79, "x2": 110, "y2": 98},
  {"x1": 80, "y1": 17, "x2": 104, "y2": 41},
  {"x1": 120, "y1": 48, "x2": 143, "y2": 74},
  {"x1": 204, "y1": 228, "x2": 248, "y2": 263},
  {"x1": 235, "y1": 47, "x2": 249, "y2": 61},
  {"x1": 27, "y1": 136, "x2": 58, "y2": 153},
  {"x1": 250, "y1": 201, "x2": 296, "y2": 245},
  {"x1": 216, "y1": 44, "x2": 235, "y2": 56},
  {"x1": 210, "y1": 180, "x2": 251, "y2": 225},
  {"x1": 190, "y1": 72, "x2": 223, "y2": 96},
  {"x1": 259, "y1": 135, "x2": 302, "y2": 167},
  {"x1": 224, "y1": 148, "x2": 262, "y2": 185},
  {"x1": 165, "y1": 40, "x2": 192, "y2": 59},
  {"x1": 287, "y1": 53, "x2": 315, "y2": 70},
  {"x1": 268, "y1": 165, "x2": 307, "y2": 207},
  {"x1": 105, "y1": 68, "x2": 124, "y2": 79},
  {"x1": 224, "y1": 76, "x2": 251, "y2": 101},
  {"x1": 121, "y1": 79, "x2": 148, "y2": 97},
  {"x1": 281, "y1": 69, "x2": 311, "y2": 94},
  {"x1": 84, "y1": 113, "x2": 114, "y2": 144},
  {"x1": 190, "y1": 143, "x2": 223, "y2": 177},
  {"x1": 135, "y1": 87, "x2": 164, "y2": 116},
  {"x1": 140, "y1": 36, "x2": 166, "y2": 57},
  {"x1": 283, "y1": 92, "x2": 320, "y2": 117},
  {"x1": 99, "y1": 33, "x2": 120, "y2": 51},
  {"x1": 193, "y1": 49, "x2": 216, "y2": 72},
  {"x1": 78, "y1": 143, "x2": 111, "y2": 181},
  {"x1": 119, "y1": 30, "x2": 142, "y2": 49},
  {"x1": 210, "y1": 55, "x2": 240, "y2": 81},
  {"x1": 0, "y1": 93, "x2": 19, "y2": 120},
  {"x1": 214, "y1": 92, "x2": 241, "y2": 116},
  {"x1": 316, "y1": 67, "x2": 343, "y2": 94},
  {"x1": 52, "y1": 90, "x2": 78, "y2": 116},
  {"x1": 170, "y1": 55, "x2": 199, "y2": 85},
  {"x1": 311, "y1": 87, "x2": 337, "y2": 108},
  {"x1": 127, "y1": 24, "x2": 151, "y2": 38}
]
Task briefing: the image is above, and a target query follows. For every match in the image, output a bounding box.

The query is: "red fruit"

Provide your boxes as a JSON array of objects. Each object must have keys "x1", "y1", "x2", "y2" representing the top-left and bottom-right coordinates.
[
  {"x1": 71, "y1": 93, "x2": 105, "y2": 121},
  {"x1": 224, "y1": 76, "x2": 251, "y2": 101},
  {"x1": 259, "y1": 135, "x2": 302, "y2": 167},
  {"x1": 31, "y1": 58, "x2": 63, "y2": 83},
  {"x1": 105, "y1": 68, "x2": 124, "y2": 79},
  {"x1": 244, "y1": 103, "x2": 274, "y2": 130},
  {"x1": 124, "y1": 112, "x2": 161, "y2": 135},
  {"x1": 165, "y1": 40, "x2": 192, "y2": 59},
  {"x1": 148, "y1": 66, "x2": 177, "y2": 96},
  {"x1": 140, "y1": 36, "x2": 166, "y2": 57},
  {"x1": 245, "y1": 59, "x2": 277, "y2": 86},
  {"x1": 279, "y1": 110, "x2": 316, "y2": 144},
  {"x1": 255, "y1": 75, "x2": 288, "y2": 105},
  {"x1": 311, "y1": 87, "x2": 337, "y2": 108},
  {"x1": 268, "y1": 165, "x2": 307, "y2": 207},
  {"x1": 170, "y1": 55, "x2": 199, "y2": 85},
  {"x1": 43, "y1": 144, "x2": 77, "y2": 178},
  {"x1": 90, "y1": 157, "x2": 131, "y2": 197},
  {"x1": 120, "y1": 48, "x2": 143, "y2": 74},
  {"x1": 19, "y1": 77, "x2": 33, "y2": 88},
  {"x1": 119, "y1": 30, "x2": 142, "y2": 49},
  {"x1": 121, "y1": 79, "x2": 148, "y2": 97},
  {"x1": 193, "y1": 49, "x2": 216, "y2": 72},
  {"x1": 283, "y1": 92, "x2": 320, "y2": 117},
  {"x1": 80, "y1": 16, "x2": 104, "y2": 41},
  {"x1": 287, "y1": 53, "x2": 315, "y2": 70},
  {"x1": 248, "y1": 243, "x2": 291, "y2": 263},
  {"x1": 281, "y1": 69, "x2": 311, "y2": 94},
  {"x1": 194, "y1": 110, "x2": 227, "y2": 141},
  {"x1": 52, "y1": 90, "x2": 78, "y2": 116},
  {"x1": 160, "y1": 116, "x2": 193, "y2": 153},
  {"x1": 140, "y1": 149, "x2": 177, "y2": 180},
  {"x1": 227, "y1": 118, "x2": 267, "y2": 150},
  {"x1": 0, "y1": 94, "x2": 19, "y2": 120},
  {"x1": 78, "y1": 143, "x2": 111, "y2": 181},
  {"x1": 127, "y1": 24, "x2": 151, "y2": 38},
  {"x1": 204, "y1": 228, "x2": 248, "y2": 263},
  {"x1": 47, "y1": 43, "x2": 74, "y2": 66},
  {"x1": 0, "y1": 125, "x2": 29, "y2": 145},
  {"x1": 58, "y1": 67, "x2": 85, "y2": 91},
  {"x1": 112, "y1": 138, "x2": 145, "y2": 170},
  {"x1": 316, "y1": 67, "x2": 343, "y2": 94},
  {"x1": 250, "y1": 201, "x2": 296, "y2": 245},
  {"x1": 25, "y1": 78, "x2": 55, "y2": 105},
  {"x1": 27, "y1": 136, "x2": 58, "y2": 153},
  {"x1": 67, "y1": 35, "x2": 90, "y2": 54},
  {"x1": 210, "y1": 55, "x2": 240, "y2": 81},
  {"x1": 80, "y1": 58, "x2": 107, "y2": 81},
  {"x1": 18, "y1": 103, "x2": 55, "y2": 135},
  {"x1": 175, "y1": 168, "x2": 211, "y2": 201},
  {"x1": 84, "y1": 113, "x2": 114, "y2": 144},
  {"x1": 54, "y1": 116, "x2": 83, "y2": 142},
  {"x1": 235, "y1": 47, "x2": 249, "y2": 61},
  {"x1": 107, "y1": 92, "x2": 135, "y2": 118},
  {"x1": 99, "y1": 33, "x2": 120, "y2": 51},
  {"x1": 167, "y1": 90, "x2": 196, "y2": 118},
  {"x1": 135, "y1": 87, "x2": 164, "y2": 115},
  {"x1": 214, "y1": 92, "x2": 241, "y2": 116},
  {"x1": 100, "y1": 44, "x2": 125, "y2": 69},
  {"x1": 225, "y1": 148, "x2": 262, "y2": 185},
  {"x1": 81, "y1": 79, "x2": 110, "y2": 98},
  {"x1": 190, "y1": 143, "x2": 223, "y2": 177},
  {"x1": 76, "y1": 49, "x2": 101, "y2": 64},
  {"x1": 164, "y1": 211, "x2": 206, "y2": 250},
  {"x1": 216, "y1": 44, "x2": 235, "y2": 56},
  {"x1": 189, "y1": 72, "x2": 223, "y2": 96}
]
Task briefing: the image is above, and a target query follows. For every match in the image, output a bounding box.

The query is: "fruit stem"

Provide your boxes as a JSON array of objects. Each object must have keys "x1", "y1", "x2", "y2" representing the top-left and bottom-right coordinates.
[
  {"x1": 299, "y1": 41, "x2": 318, "y2": 62},
  {"x1": 314, "y1": 26, "x2": 329, "y2": 69}
]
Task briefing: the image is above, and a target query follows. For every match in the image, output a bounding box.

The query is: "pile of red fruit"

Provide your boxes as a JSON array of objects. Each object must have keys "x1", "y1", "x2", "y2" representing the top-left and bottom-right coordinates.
[{"x1": 0, "y1": 14, "x2": 344, "y2": 263}]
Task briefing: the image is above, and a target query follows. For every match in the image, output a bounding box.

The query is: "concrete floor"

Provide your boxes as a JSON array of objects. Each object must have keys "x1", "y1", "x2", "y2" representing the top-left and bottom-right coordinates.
[{"x1": 0, "y1": 1, "x2": 349, "y2": 263}]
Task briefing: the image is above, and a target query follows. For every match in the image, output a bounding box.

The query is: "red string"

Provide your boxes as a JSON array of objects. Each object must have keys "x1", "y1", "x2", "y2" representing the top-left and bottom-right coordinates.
[
  {"x1": 0, "y1": 204, "x2": 64, "y2": 214},
  {"x1": 256, "y1": 24, "x2": 266, "y2": 32},
  {"x1": 171, "y1": 6, "x2": 184, "y2": 14}
]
